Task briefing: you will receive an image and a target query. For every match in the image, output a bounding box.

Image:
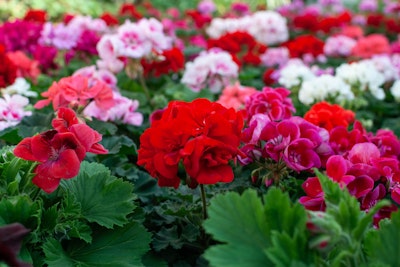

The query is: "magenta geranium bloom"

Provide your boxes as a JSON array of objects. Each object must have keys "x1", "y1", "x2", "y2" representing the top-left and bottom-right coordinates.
[
  {"x1": 299, "y1": 177, "x2": 325, "y2": 211},
  {"x1": 283, "y1": 138, "x2": 321, "y2": 172}
]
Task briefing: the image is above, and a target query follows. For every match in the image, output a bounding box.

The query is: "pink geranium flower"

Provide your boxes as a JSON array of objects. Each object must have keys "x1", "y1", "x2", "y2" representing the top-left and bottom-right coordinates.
[
  {"x1": 34, "y1": 75, "x2": 114, "y2": 110},
  {"x1": 351, "y1": 34, "x2": 391, "y2": 58},
  {"x1": 217, "y1": 82, "x2": 257, "y2": 110}
]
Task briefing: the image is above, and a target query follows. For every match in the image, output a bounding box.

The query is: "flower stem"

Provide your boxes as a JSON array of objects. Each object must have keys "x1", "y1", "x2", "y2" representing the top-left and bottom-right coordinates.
[
  {"x1": 200, "y1": 184, "x2": 208, "y2": 220},
  {"x1": 138, "y1": 71, "x2": 153, "y2": 108}
]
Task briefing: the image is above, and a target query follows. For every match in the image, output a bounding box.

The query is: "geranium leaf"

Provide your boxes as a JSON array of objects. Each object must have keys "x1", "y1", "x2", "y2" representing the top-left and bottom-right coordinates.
[
  {"x1": 0, "y1": 196, "x2": 39, "y2": 227},
  {"x1": 86, "y1": 119, "x2": 118, "y2": 135},
  {"x1": 42, "y1": 239, "x2": 75, "y2": 267},
  {"x1": 203, "y1": 188, "x2": 310, "y2": 267},
  {"x1": 100, "y1": 135, "x2": 136, "y2": 155},
  {"x1": 43, "y1": 222, "x2": 151, "y2": 267},
  {"x1": 17, "y1": 111, "x2": 54, "y2": 138},
  {"x1": 60, "y1": 161, "x2": 136, "y2": 229},
  {"x1": 364, "y1": 211, "x2": 400, "y2": 266}
]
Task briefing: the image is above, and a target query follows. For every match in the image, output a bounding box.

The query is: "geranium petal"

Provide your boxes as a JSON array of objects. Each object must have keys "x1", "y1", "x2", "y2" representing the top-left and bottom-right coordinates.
[
  {"x1": 32, "y1": 170, "x2": 61, "y2": 193},
  {"x1": 13, "y1": 137, "x2": 36, "y2": 161}
]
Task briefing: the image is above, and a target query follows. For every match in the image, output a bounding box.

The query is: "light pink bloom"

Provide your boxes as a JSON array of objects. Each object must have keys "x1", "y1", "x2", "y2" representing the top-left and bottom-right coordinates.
[
  {"x1": 40, "y1": 22, "x2": 79, "y2": 50},
  {"x1": 117, "y1": 21, "x2": 152, "y2": 58},
  {"x1": 0, "y1": 94, "x2": 32, "y2": 131},
  {"x1": 181, "y1": 49, "x2": 239, "y2": 93},
  {"x1": 96, "y1": 34, "x2": 124, "y2": 60},
  {"x1": 198, "y1": 0, "x2": 216, "y2": 14},
  {"x1": 324, "y1": 35, "x2": 357, "y2": 57},
  {"x1": 73, "y1": 66, "x2": 118, "y2": 90},
  {"x1": 83, "y1": 92, "x2": 143, "y2": 126},
  {"x1": 260, "y1": 47, "x2": 290, "y2": 67}
]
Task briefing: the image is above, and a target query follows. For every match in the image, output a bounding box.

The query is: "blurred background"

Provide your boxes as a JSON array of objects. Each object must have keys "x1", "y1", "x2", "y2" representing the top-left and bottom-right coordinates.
[{"x1": 0, "y1": 0, "x2": 294, "y2": 20}]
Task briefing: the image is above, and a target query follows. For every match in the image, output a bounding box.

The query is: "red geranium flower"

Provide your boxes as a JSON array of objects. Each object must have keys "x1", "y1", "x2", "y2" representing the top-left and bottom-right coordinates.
[
  {"x1": 137, "y1": 98, "x2": 243, "y2": 188},
  {"x1": 23, "y1": 9, "x2": 47, "y2": 23},
  {"x1": 304, "y1": 101, "x2": 355, "y2": 131},
  {"x1": 283, "y1": 34, "x2": 325, "y2": 58},
  {"x1": 13, "y1": 108, "x2": 107, "y2": 193},
  {"x1": 141, "y1": 47, "x2": 185, "y2": 77},
  {"x1": 119, "y1": 3, "x2": 142, "y2": 20},
  {"x1": 0, "y1": 44, "x2": 18, "y2": 88},
  {"x1": 14, "y1": 130, "x2": 86, "y2": 193},
  {"x1": 99, "y1": 12, "x2": 119, "y2": 26}
]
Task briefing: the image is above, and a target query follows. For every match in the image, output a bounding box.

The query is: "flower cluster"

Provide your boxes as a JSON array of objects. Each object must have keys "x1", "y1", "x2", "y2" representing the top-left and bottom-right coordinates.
[
  {"x1": 137, "y1": 98, "x2": 243, "y2": 188},
  {"x1": 14, "y1": 108, "x2": 108, "y2": 193},
  {"x1": 206, "y1": 10, "x2": 289, "y2": 46},
  {"x1": 304, "y1": 101, "x2": 355, "y2": 131},
  {"x1": 240, "y1": 87, "x2": 331, "y2": 176},
  {"x1": 181, "y1": 48, "x2": 239, "y2": 93},
  {"x1": 34, "y1": 75, "x2": 114, "y2": 111},
  {"x1": 300, "y1": 127, "x2": 400, "y2": 225}
]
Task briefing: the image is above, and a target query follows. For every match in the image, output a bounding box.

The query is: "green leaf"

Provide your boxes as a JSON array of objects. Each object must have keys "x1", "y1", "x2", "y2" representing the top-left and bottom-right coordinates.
[
  {"x1": 17, "y1": 111, "x2": 53, "y2": 138},
  {"x1": 0, "y1": 195, "x2": 39, "y2": 227},
  {"x1": 100, "y1": 135, "x2": 136, "y2": 155},
  {"x1": 44, "y1": 222, "x2": 151, "y2": 267},
  {"x1": 204, "y1": 189, "x2": 271, "y2": 266},
  {"x1": 364, "y1": 211, "x2": 400, "y2": 266},
  {"x1": 204, "y1": 188, "x2": 310, "y2": 267},
  {"x1": 266, "y1": 231, "x2": 313, "y2": 267},
  {"x1": 315, "y1": 170, "x2": 362, "y2": 233},
  {"x1": 86, "y1": 119, "x2": 118, "y2": 135},
  {"x1": 153, "y1": 225, "x2": 183, "y2": 251},
  {"x1": 43, "y1": 239, "x2": 75, "y2": 267},
  {"x1": 60, "y1": 162, "x2": 136, "y2": 229}
]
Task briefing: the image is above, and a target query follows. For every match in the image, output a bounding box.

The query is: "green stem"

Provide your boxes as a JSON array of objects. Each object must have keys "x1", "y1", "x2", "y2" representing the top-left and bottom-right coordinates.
[
  {"x1": 31, "y1": 186, "x2": 41, "y2": 201},
  {"x1": 200, "y1": 184, "x2": 208, "y2": 220},
  {"x1": 138, "y1": 71, "x2": 153, "y2": 108}
]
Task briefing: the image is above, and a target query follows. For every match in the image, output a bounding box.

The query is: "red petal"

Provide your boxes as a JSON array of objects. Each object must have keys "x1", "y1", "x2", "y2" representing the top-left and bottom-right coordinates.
[
  {"x1": 30, "y1": 131, "x2": 56, "y2": 162},
  {"x1": 32, "y1": 169, "x2": 61, "y2": 193},
  {"x1": 13, "y1": 137, "x2": 36, "y2": 161},
  {"x1": 36, "y1": 149, "x2": 81, "y2": 179},
  {"x1": 52, "y1": 107, "x2": 79, "y2": 132}
]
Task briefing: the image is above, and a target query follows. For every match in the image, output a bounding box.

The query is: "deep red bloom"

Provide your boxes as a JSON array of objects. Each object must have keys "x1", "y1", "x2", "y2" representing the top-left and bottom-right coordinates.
[
  {"x1": 0, "y1": 44, "x2": 18, "y2": 88},
  {"x1": 304, "y1": 101, "x2": 355, "y2": 131},
  {"x1": 185, "y1": 9, "x2": 212, "y2": 28},
  {"x1": 63, "y1": 14, "x2": 75, "y2": 24},
  {"x1": 119, "y1": 3, "x2": 142, "y2": 20},
  {"x1": 207, "y1": 31, "x2": 267, "y2": 66},
  {"x1": 23, "y1": 9, "x2": 47, "y2": 23},
  {"x1": 284, "y1": 35, "x2": 325, "y2": 58},
  {"x1": 137, "y1": 99, "x2": 243, "y2": 188},
  {"x1": 292, "y1": 13, "x2": 319, "y2": 32},
  {"x1": 367, "y1": 13, "x2": 385, "y2": 28},
  {"x1": 262, "y1": 69, "x2": 275, "y2": 86},
  {"x1": 142, "y1": 47, "x2": 185, "y2": 77},
  {"x1": 99, "y1": 12, "x2": 119, "y2": 26},
  {"x1": 181, "y1": 136, "x2": 238, "y2": 184}
]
